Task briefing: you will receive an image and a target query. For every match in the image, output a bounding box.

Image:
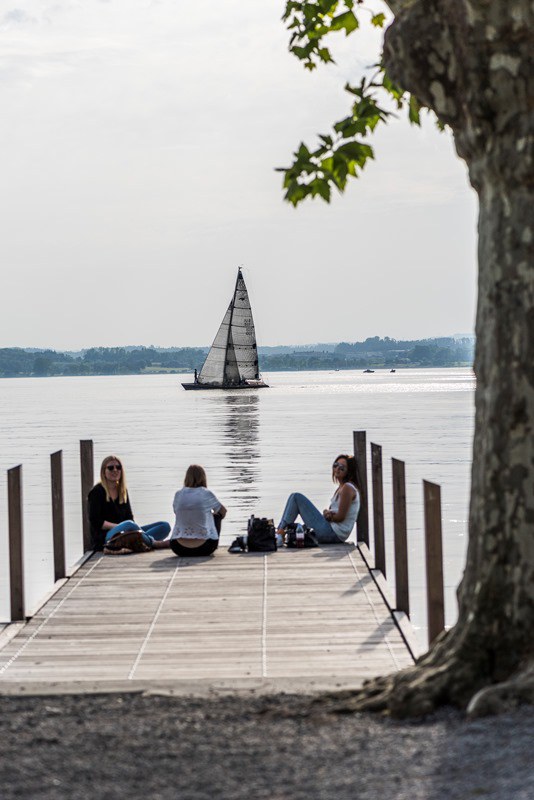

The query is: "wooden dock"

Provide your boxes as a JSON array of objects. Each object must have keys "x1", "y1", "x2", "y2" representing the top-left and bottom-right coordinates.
[{"x1": 0, "y1": 545, "x2": 414, "y2": 693}]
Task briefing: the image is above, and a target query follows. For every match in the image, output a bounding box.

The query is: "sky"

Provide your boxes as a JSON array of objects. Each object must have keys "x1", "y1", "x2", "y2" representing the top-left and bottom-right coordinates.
[{"x1": 0, "y1": 0, "x2": 478, "y2": 350}]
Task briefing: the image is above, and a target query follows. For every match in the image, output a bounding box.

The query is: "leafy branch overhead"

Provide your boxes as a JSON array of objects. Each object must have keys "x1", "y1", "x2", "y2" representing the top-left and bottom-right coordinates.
[{"x1": 280, "y1": 1, "x2": 422, "y2": 206}]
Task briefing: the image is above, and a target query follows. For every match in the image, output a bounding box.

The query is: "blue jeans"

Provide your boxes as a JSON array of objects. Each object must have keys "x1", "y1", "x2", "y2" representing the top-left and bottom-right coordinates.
[
  {"x1": 278, "y1": 493, "x2": 342, "y2": 543},
  {"x1": 105, "y1": 520, "x2": 171, "y2": 548}
]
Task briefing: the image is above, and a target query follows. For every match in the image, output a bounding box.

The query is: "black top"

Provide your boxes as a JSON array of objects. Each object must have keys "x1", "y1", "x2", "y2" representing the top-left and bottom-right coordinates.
[{"x1": 87, "y1": 483, "x2": 134, "y2": 550}]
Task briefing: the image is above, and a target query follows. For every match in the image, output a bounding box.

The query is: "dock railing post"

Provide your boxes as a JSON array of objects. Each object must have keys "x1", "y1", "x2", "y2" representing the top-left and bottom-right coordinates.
[
  {"x1": 371, "y1": 443, "x2": 386, "y2": 576},
  {"x1": 392, "y1": 458, "x2": 410, "y2": 617},
  {"x1": 80, "y1": 440, "x2": 94, "y2": 553},
  {"x1": 8, "y1": 465, "x2": 25, "y2": 621},
  {"x1": 423, "y1": 480, "x2": 445, "y2": 645},
  {"x1": 51, "y1": 450, "x2": 66, "y2": 581},
  {"x1": 353, "y1": 431, "x2": 369, "y2": 547}
]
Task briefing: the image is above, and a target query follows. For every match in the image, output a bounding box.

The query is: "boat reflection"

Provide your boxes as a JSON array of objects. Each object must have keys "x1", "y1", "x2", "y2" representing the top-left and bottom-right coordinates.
[{"x1": 210, "y1": 393, "x2": 261, "y2": 527}]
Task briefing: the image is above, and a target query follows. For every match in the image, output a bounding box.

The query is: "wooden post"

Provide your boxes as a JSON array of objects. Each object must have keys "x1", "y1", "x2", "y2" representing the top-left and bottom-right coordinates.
[
  {"x1": 423, "y1": 480, "x2": 445, "y2": 645},
  {"x1": 392, "y1": 458, "x2": 409, "y2": 616},
  {"x1": 8, "y1": 465, "x2": 25, "y2": 621},
  {"x1": 353, "y1": 431, "x2": 369, "y2": 546},
  {"x1": 80, "y1": 440, "x2": 94, "y2": 552},
  {"x1": 371, "y1": 443, "x2": 386, "y2": 576},
  {"x1": 51, "y1": 450, "x2": 66, "y2": 581}
]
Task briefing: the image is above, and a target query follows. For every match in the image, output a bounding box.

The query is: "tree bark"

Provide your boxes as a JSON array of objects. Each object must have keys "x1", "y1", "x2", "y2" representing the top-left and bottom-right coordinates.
[{"x1": 327, "y1": 1, "x2": 534, "y2": 716}]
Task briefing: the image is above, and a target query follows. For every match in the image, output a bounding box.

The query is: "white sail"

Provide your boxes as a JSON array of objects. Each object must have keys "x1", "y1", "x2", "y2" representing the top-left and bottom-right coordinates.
[
  {"x1": 197, "y1": 303, "x2": 232, "y2": 384},
  {"x1": 228, "y1": 271, "x2": 259, "y2": 381},
  {"x1": 197, "y1": 269, "x2": 260, "y2": 386}
]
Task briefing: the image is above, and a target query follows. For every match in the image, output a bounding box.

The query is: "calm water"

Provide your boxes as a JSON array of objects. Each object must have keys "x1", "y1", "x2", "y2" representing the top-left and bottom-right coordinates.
[{"x1": 0, "y1": 369, "x2": 475, "y2": 644}]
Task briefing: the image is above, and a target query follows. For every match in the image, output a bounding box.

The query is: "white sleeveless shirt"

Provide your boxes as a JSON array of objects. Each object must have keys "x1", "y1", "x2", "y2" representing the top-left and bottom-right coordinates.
[{"x1": 330, "y1": 482, "x2": 360, "y2": 540}]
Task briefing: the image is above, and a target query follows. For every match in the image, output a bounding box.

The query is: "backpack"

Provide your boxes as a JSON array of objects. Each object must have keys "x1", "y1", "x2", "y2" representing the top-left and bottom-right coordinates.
[{"x1": 247, "y1": 516, "x2": 277, "y2": 552}]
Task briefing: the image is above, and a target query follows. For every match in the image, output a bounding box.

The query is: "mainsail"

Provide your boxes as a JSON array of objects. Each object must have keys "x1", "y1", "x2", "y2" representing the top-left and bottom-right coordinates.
[{"x1": 197, "y1": 269, "x2": 260, "y2": 386}]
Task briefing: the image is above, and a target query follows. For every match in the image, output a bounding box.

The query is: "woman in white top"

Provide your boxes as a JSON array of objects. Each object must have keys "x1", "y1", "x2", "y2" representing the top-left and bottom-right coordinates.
[
  {"x1": 170, "y1": 464, "x2": 227, "y2": 557},
  {"x1": 276, "y1": 454, "x2": 360, "y2": 544}
]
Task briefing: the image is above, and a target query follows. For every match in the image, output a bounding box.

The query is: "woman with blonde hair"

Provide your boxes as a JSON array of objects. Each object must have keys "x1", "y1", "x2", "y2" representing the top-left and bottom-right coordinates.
[
  {"x1": 87, "y1": 455, "x2": 171, "y2": 551},
  {"x1": 170, "y1": 464, "x2": 226, "y2": 557}
]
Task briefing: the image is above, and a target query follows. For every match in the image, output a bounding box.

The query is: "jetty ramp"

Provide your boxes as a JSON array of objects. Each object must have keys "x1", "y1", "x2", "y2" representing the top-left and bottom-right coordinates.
[{"x1": 0, "y1": 545, "x2": 414, "y2": 694}]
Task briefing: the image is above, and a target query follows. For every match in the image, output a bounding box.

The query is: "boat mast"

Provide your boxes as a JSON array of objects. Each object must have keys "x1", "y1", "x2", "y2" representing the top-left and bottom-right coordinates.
[{"x1": 222, "y1": 267, "x2": 242, "y2": 385}]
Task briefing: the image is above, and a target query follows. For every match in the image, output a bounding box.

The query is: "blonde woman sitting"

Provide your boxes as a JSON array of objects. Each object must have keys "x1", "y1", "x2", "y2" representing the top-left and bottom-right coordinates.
[{"x1": 87, "y1": 455, "x2": 171, "y2": 552}]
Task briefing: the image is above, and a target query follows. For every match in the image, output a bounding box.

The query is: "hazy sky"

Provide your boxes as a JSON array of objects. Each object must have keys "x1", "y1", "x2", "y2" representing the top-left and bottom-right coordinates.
[{"x1": 1, "y1": 1, "x2": 478, "y2": 349}]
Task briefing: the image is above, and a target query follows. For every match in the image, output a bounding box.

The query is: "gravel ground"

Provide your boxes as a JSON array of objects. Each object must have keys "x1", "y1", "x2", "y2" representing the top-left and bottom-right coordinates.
[{"x1": 0, "y1": 692, "x2": 532, "y2": 799}]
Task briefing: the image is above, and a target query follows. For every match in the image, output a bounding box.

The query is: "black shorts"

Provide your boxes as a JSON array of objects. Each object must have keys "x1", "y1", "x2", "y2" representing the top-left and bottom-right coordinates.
[{"x1": 170, "y1": 538, "x2": 219, "y2": 557}]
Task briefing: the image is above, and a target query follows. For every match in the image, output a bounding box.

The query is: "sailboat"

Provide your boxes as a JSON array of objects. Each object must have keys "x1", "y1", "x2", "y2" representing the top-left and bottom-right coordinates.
[{"x1": 182, "y1": 268, "x2": 269, "y2": 390}]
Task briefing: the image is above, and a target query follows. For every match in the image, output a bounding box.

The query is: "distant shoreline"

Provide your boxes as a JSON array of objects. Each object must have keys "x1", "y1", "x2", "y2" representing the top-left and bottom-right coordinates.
[
  {"x1": 0, "y1": 337, "x2": 474, "y2": 378},
  {"x1": 0, "y1": 363, "x2": 473, "y2": 380}
]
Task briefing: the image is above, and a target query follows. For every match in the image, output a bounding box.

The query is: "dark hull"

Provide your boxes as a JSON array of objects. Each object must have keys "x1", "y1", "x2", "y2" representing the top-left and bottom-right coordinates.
[{"x1": 182, "y1": 381, "x2": 269, "y2": 391}]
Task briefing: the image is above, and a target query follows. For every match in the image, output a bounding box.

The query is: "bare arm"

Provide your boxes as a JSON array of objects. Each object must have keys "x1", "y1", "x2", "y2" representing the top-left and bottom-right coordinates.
[
  {"x1": 324, "y1": 484, "x2": 356, "y2": 523},
  {"x1": 216, "y1": 504, "x2": 227, "y2": 518}
]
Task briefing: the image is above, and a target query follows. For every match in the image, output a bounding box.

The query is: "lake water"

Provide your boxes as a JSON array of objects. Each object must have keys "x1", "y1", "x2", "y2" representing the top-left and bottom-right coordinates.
[{"x1": 0, "y1": 368, "x2": 475, "y2": 645}]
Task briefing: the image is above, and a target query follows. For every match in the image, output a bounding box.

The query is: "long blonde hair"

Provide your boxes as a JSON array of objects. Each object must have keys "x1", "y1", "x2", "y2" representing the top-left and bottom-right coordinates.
[{"x1": 100, "y1": 455, "x2": 128, "y2": 504}]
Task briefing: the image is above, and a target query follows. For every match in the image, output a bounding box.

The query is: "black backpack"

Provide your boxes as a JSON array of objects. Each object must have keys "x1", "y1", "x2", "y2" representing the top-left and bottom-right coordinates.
[{"x1": 247, "y1": 516, "x2": 277, "y2": 552}]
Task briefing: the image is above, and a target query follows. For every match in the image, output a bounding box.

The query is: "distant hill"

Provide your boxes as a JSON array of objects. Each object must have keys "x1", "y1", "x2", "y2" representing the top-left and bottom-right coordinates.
[{"x1": 0, "y1": 336, "x2": 475, "y2": 378}]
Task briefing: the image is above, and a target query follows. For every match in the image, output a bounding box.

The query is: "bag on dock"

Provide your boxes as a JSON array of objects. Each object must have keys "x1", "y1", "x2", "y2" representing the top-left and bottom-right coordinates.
[
  {"x1": 247, "y1": 516, "x2": 277, "y2": 552},
  {"x1": 284, "y1": 523, "x2": 318, "y2": 548},
  {"x1": 104, "y1": 529, "x2": 151, "y2": 554}
]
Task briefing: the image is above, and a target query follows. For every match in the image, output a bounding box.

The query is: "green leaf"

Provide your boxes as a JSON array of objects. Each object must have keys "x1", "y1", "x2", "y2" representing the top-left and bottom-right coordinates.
[
  {"x1": 312, "y1": 179, "x2": 331, "y2": 202},
  {"x1": 371, "y1": 13, "x2": 386, "y2": 28},
  {"x1": 330, "y1": 11, "x2": 358, "y2": 34},
  {"x1": 321, "y1": 156, "x2": 334, "y2": 172},
  {"x1": 338, "y1": 120, "x2": 368, "y2": 136},
  {"x1": 381, "y1": 71, "x2": 405, "y2": 105},
  {"x1": 336, "y1": 141, "x2": 374, "y2": 165},
  {"x1": 318, "y1": 0, "x2": 336, "y2": 11},
  {"x1": 344, "y1": 82, "x2": 363, "y2": 98},
  {"x1": 318, "y1": 47, "x2": 334, "y2": 63},
  {"x1": 285, "y1": 180, "x2": 308, "y2": 207},
  {"x1": 291, "y1": 45, "x2": 311, "y2": 60},
  {"x1": 409, "y1": 94, "x2": 421, "y2": 125}
]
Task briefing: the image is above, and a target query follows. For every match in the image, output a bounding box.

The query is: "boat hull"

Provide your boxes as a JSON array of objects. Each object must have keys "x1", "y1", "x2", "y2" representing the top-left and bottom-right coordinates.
[{"x1": 182, "y1": 381, "x2": 269, "y2": 391}]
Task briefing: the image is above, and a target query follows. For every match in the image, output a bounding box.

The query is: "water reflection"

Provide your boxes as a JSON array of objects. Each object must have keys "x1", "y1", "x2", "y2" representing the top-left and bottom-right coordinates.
[{"x1": 211, "y1": 393, "x2": 261, "y2": 518}]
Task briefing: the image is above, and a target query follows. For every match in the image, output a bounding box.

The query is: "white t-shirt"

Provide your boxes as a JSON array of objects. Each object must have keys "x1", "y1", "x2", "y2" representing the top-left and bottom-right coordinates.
[{"x1": 171, "y1": 487, "x2": 222, "y2": 540}]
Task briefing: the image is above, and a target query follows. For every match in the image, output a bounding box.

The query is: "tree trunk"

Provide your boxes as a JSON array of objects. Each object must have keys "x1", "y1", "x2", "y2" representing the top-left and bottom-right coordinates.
[{"x1": 324, "y1": 1, "x2": 534, "y2": 716}]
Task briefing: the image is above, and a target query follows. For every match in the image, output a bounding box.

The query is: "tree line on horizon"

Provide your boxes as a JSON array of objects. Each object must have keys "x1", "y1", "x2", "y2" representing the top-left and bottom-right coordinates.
[{"x1": 0, "y1": 336, "x2": 474, "y2": 377}]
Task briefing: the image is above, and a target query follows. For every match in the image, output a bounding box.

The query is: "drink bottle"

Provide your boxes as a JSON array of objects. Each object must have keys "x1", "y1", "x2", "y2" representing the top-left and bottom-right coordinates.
[{"x1": 296, "y1": 523, "x2": 305, "y2": 548}]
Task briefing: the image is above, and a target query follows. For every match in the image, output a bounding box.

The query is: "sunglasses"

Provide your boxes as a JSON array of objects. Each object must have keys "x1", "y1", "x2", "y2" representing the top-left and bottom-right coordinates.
[
  {"x1": 106, "y1": 464, "x2": 122, "y2": 472},
  {"x1": 332, "y1": 462, "x2": 347, "y2": 471}
]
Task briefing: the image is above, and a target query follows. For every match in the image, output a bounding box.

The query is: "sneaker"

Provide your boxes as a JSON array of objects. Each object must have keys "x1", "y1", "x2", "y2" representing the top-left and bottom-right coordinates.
[{"x1": 228, "y1": 538, "x2": 246, "y2": 553}]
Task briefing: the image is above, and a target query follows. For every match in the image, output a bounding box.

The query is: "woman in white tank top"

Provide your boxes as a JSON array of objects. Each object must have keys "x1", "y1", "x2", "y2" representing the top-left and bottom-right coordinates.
[{"x1": 276, "y1": 454, "x2": 361, "y2": 544}]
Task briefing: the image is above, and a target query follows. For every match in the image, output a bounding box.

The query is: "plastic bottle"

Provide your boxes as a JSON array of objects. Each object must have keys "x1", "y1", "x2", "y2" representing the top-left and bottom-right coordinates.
[{"x1": 296, "y1": 523, "x2": 305, "y2": 548}]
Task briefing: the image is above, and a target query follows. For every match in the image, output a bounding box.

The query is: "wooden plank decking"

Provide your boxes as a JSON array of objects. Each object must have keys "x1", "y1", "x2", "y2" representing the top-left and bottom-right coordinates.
[{"x1": 0, "y1": 545, "x2": 413, "y2": 690}]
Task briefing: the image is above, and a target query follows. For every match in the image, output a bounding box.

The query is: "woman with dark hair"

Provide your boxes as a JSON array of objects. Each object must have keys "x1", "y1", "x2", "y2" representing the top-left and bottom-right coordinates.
[
  {"x1": 170, "y1": 464, "x2": 227, "y2": 557},
  {"x1": 276, "y1": 454, "x2": 360, "y2": 544},
  {"x1": 87, "y1": 455, "x2": 171, "y2": 551}
]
